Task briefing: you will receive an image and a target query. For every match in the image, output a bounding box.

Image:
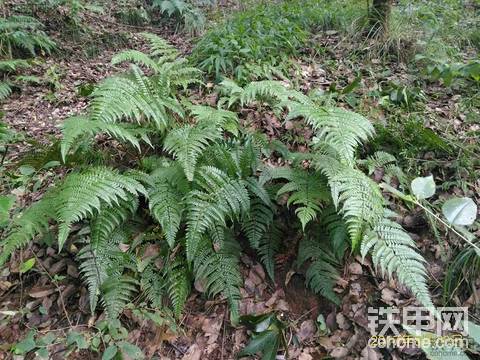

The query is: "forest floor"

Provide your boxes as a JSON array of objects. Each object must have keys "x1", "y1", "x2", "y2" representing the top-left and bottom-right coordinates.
[{"x1": 1, "y1": 1, "x2": 479, "y2": 359}]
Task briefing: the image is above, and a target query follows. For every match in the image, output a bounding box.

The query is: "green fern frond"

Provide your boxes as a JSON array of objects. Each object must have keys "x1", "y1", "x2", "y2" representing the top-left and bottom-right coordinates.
[
  {"x1": 0, "y1": 59, "x2": 30, "y2": 72},
  {"x1": 0, "y1": 193, "x2": 57, "y2": 266},
  {"x1": 156, "y1": 59, "x2": 203, "y2": 91},
  {"x1": 361, "y1": 217, "x2": 434, "y2": 310},
  {"x1": 194, "y1": 238, "x2": 242, "y2": 323},
  {"x1": 0, "y1": 16, "x2": 55, "y2": 57},
  {"x1": 148, "y1": 176, "x2": 185, "y2": 248},
  {"x1": 111, "y1": 50, "x2": 160, "y2": 71},
  {"x1": 166, "y1": 260, "x2": 190, "y2": 317},
  {"x1": 288, "y1": 105, "x2": 375, "y2": 166},
  {"x1": 359, "y1": 151, "x2": 408, "y2": 186},
  {"x1": 185, "y1": 166, "x2": 249, "y2": 261},
  {"x1": 141, "y1": 32, "x2": 179, "y2": 59},
  {"x1": 242, "y1": 197, "x2": 274, "y2": 249},
  {"x1": 316, "y1": 157, "x2": 385, "y2": 249},
  {"x1": 55, "y1": 167, "x2": 146, "y2": 249},
  {"x1": 101, "y1": 275, "x2": 138, "y2": 319},
  {"x1": 141, "y1": 264, "x2": 165, "y2": 309},
  {"x1": 298, "y1": 236, "x2": 341, "y2": 305},
  {"x1": 60, "y1": 115, "x2": 152, "y2": 161},
  {"x1": 241, "y1": 80, "x2": 310, "y2": 106},
  {"x1": 90, "y1": 65, "x2": 181, "y2": 130},
  {"x1": 90, "y1": 198, "x2": 139, "y2": 249},
  {"x1": 262, "y1": 167, "x2": 330, "y2": 229},
  {"x1": 164, "y1": 124, "x2": 223, "y2": 181},
  {"x1": 257, "y1": 223, "x2": 281, "y2": 281},
  {"x1": 189, "y1": 105, "x2": 239, "y2": 135},
  {"x1": 0, "y1": 82, "x2": 11, "y2": 101},
  {"x1": 78, "y1": 208, "x2": 134, "y2": 315},
  {"x1": 319, "y1": 206, "x2": 348, "y2": 259}
]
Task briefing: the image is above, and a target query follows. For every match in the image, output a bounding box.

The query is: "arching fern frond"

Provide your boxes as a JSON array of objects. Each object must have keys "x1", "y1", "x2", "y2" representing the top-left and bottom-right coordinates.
[
  {"x1": 315, "y1": 157, "x2": 385, "y2": 249},
  {"x1": 163, "y1": 124, "x2": 223, "y2": 181},
  {"x1": 257, "y1": 222, "x2": 281, "y2": 281},
  {"x1": 141, "y1": 32, "x2": 179, "y2": 59},
  {"x1": 241, "y1": 197, "x2": 274, "y2": 249},
  {"x1": 60, "y1": 115, "x2": 152, "y2": 161},
  {"x1": 298, "y1": 234, "x2": 341, "y2": 305},
  {"x1": 111, "y1": 50, "x2": 160, "y2": 71},
  {"x1": 288, "y1": 105, "x2": 375, "y2": 166},
  {"x1": 361, "y1": 217, "x2": 434, "y2": 310},
  {"x1": 0, "y1": 82, "x2": 12, "y2": 100},
  {"x1": 185, "y1": 166, "x2": 249, "y2": 260},
  {"x1": 55, "y1": 167, "x2": 146, "y2": 249},
  {"x1": 148, "y1": 174, "x2": 185, "y2": 248},
  {"x1": 101, "y1": 275, "x2": 138, "y2": 319},
  {"x1": 188, "y1": 104, "x2": 239, "y2": 135},
  {"x1": 90, "y1": 65, "x2": 181, "y2": 130},
  {"x1": 78, "y1": 224, "x2": 132, "y2": 314},
  {"x1": 166, "y1": 259, "x2": 190, "y2": 317},
  {"x1": 241, "y1": 80, "x2": 310, "y2": 107},
  {"x1": 194, "y1": 238, "x2": 242, "y2": 323},
  {"x1": 0, "y1": 193, "x2": 57, "y2": 266}
]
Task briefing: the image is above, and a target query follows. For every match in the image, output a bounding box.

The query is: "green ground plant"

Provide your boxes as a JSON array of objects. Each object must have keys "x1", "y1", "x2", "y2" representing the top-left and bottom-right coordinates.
[
  {"x1": 0, "y1": 36, "x2": 436, "y2": 336},
  {"x1": 191, "y1": 0, "x2": 360, "y2": 83}
]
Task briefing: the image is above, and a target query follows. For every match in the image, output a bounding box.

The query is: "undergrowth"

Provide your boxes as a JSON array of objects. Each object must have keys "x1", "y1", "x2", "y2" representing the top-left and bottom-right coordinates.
[{"x1": 1, "y1": 35, "x2": 435, "y2": 327}]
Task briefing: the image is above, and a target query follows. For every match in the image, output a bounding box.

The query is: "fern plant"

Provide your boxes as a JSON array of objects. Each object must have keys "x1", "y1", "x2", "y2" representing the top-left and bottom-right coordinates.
[
  {"x1": 0, "y1": 39, "x2": 436, "y2": 327},
  {"x1": 0, "y1": 15, "x2": 55, "y2": 58},
  {"x1": 152, "y1": 0, "x2": 205, "y2": 34}
]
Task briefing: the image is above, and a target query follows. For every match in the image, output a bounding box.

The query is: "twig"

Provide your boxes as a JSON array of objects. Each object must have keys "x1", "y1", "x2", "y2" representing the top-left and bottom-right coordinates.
[{"x1": 33, "y1": 253, "x2": 73, "y2": 328}]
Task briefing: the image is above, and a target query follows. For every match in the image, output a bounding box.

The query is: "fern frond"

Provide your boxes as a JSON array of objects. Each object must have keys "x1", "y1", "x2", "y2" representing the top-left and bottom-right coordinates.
[
  {"x1": 141, "y1": 32, "x2": 179, "y2": 59},
  {"x1": 288, "y1": 105, "x2": 375, "y2": 166},
  {"x1": 148, "y1": 175, "x2": 185, "y2": 247},
  {"x1": 78, "y1": 225, "x2": 131, "y2": 314},
  {"x1": 241, "y1": 197, "x2": 274, "y2": 249},
  {"x1": 361, "y1": 217, "x2": 434, "y2": 310},
  {"x1": 101, "y1": 275, "x2": 138, "y2": 319},
  {"x1": 316, "y1": 157, "x2": 385, "y2": 249},
  {"x1": 298, "y1": 235, "x2": 341, "y2": 305},
  {"x1": 141, "y1": 264, "x2": 165, "y2": 309},
  {"x1": 0, "y1": 82, "x2": 11, "y2": 101},
  {"x1": 0, "y1": 59, "x2": 30, "y2": 72},
  {"x1": 257, "y1": 223, "x2": 281, "y2": 281},
  {"x1": 185, "y1": 166, "x2": 249, "y2": 261},
  {"x1": 0, "y1": 193, "x2": 56, "y2": 266},
  {"x1": 241, "y1": 80, "x2": 310, "y2": 106},
  {"x1": 90, "y1": 65, "x2": 180, "y2": 130},
  {"x1": 189, "y1": 105, "x2": 239, "y2": 135},
  {"x1": 111, "y1": 50, "x2": 160, "y2": 71},
  {"x1": 263, "y1": 167, "x2": 330, "y2": 229},
  {"x1": 166, "y1": 260, "x2": 190, "y2": 317},
  {"x1": 194, "y1": 238, "x2": 242, "y2": 323},
  {"x1": 163, "y1": 124, "x2": 223, "y2": 181},
  {"x1": 55, "y1": 167, "x2": 146, "y2": 249},
  {"x1": 60, "y1": 116, "x2": 152, "y2": 161}
]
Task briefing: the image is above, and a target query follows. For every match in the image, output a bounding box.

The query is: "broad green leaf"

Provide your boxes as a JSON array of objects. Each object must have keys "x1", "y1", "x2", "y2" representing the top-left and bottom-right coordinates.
[
  {"x1": 238, "y1": 330, "x2": 279, "y2": 360},
  {"x1": 442, "y1": 197, "x2": 477, "y2": 226},
  {"x1": 36, "y1": 332, "x2": 56, "y2": 346},
  {"x1": 102, "y1": 345, "x2": 117, "y2": 360},
  {"x1": 13, "y1": 330, "x2": 36, "y2": 354},
  {"x1": 119, "y1": 341, "x2": 144, "y2": 359},
  {"x1": 0, "y1": 195, "x2": 14, "y2": 224},
  {"x1": 411, "y1": 175, "x2": 436, "y2": 200},
  {"x1": 67, "y1": 331, "x2": 89, "y2": 350},
  {"x1": 19, "y1": 165, "x2": 35, "y2": 176},
  {"x1": 19, "y1": 258, "x2": 35, "y2": 274}
]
